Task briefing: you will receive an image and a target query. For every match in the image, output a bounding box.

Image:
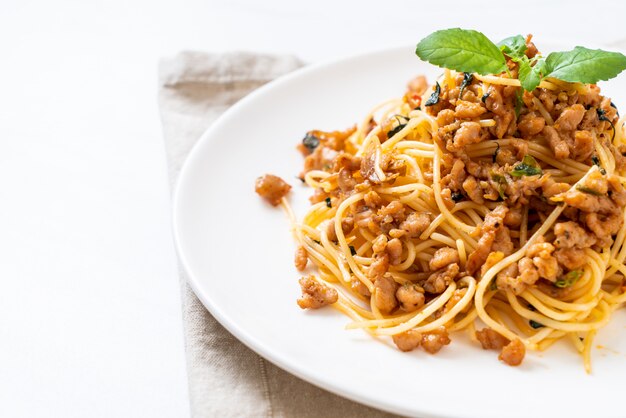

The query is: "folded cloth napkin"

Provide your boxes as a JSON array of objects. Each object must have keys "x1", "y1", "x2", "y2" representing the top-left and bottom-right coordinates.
[{"x1": 158, "y1": 51, "x2": 399, "y2": 418}]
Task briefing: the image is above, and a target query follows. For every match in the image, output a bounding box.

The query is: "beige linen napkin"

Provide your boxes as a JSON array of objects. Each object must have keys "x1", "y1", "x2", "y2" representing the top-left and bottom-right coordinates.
[{"x1": 158, "y1": 51, "x2": 399, "y2": 418}]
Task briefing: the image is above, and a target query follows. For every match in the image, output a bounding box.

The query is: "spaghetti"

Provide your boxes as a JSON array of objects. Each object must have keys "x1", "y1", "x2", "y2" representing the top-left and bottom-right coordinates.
[{"x1": 256, "y1": 37, "x2": 626, "y2": 371}]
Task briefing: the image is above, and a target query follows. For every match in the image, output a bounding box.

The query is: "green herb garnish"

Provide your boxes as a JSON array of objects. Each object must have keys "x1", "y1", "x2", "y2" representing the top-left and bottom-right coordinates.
[
  {"x1": 302, "y1": 133, "x2": 320, "y2": 152},
  {"x1": 325, "y1": 197, "x2": 332, "y2": 208},
  {"x1": 510, "y1": 155, "x2": 542, "y2": 177},
  {"x1": 592, "y1": 155, "x2": 607, "y2": 175},
  {"x1": 498, "y1": 35, "x2": 527, "y2": 57},
  {"x1": 554, "y1": 270, "x2": 583, "y2": 288},
  {"x1": 575, "y1": 185, "x2": 603, "y2": 196},
  {"x1": 597, "y1": 108, "x2": 616, "y2": 141},
  {"x1": 492, "y1": 142, "x2": 500, "y2": 163},
  {"x1": 415, "y1": 29, "x2": 626, "y2": 91},
  {"x1": 490, "y1": 172, "x2": 508, "y2": 200},
  {"x1": 451, "y1": 191, "x2": 464, "y2": 202},
  {"x1": 387, "y1": 115, "x2": 409, "y2": 139},
  {"x1": 459, "y1": 72, "x2": 473, "y2": 98},
  {"x1": 424, "y1": 82, "x2": 441, "y2": 106},
  {"x1": 387, "y1": 123, "x2": 406, "y2": 138},
  {"x1": 529, "y1": 319, "x2": 545, "y2": 329}
]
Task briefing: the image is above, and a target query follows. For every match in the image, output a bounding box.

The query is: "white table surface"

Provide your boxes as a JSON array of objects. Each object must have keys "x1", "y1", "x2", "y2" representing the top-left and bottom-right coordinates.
[{"x1": 1, "y1": 1, "x2": 625, "y2": 417}]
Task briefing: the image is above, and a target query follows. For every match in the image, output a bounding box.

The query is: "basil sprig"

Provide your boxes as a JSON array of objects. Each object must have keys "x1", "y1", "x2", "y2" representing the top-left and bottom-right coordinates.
[{"x1": 415, "y1": 29, "x2": 626, "y2": 91}]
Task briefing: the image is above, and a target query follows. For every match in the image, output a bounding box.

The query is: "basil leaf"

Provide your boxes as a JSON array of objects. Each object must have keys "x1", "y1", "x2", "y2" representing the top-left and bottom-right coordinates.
[
  {"x1": 510, "y1": 155, "x2": 542, "y2": 177},
  {"x1": 517, "y1": 58, "x2": 543, "y2": 91},
  {"x1": 415, "y1": 28, "x2": 507, "y2": 75},
  {"x1": 544, "y1": 46, "x2": 626, "y2": 84},
  {"x1": 554, "y1": 270, "x2": 583, "y2": 288},
  {"x1": 424, "y1": 82, "x2": 441, "y2": 106},
  {"x1": 498, "y1": 35, "x2": 527, "y2": 58}
]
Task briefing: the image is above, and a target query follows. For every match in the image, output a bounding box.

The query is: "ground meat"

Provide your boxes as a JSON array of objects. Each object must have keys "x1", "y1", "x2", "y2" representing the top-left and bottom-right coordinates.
[
  {"x1": 337, "y1": 167, "x2": 356, "y2": 192},
  {"x1": 582, "y1": 170, "x2": 608, "y2": 194},
  {"x1": 553, "y1": 221, "x2": 596, "y2": 249},
  {"x1": 368, "y1": 253, "x2": 390, "y2": 279},
  {"x1": 466, "y1": 206, "x2": 508, "y2": 275},
  {"x1": 527, "y1": 241, "x2": 559, "y2": 282},
  {"x1": 302, "y1": 127, "x2": 356, "y2": 155},
  {"x1": 504, "y1": 206, "x2": 523, "y2": 227},
  {"x1": 476, "y1": 328, "x2": 510, "y2": 350},
  {"x1": 441, "y1": 159, "x2": 466, "y2": 191},
  {"x1": 609, "y1": 175, "x2": 626, "y2": 207},
  {"x1": 543, "y1": 125, "x2": 570, "y2": 159},
  {"x1": 583, "y1": 211, "x2": 623, "y2": 239},
  {"x1": 421, "y1": 327, "x2": 451, "y2": 354},
  {"x1": 324, "y1": 218, "x2": 354, "y2": 242},
  {"x1": 495, "y1": 148, "x2": 517, "y2": 166},
  {"x1": 518, "y1": 256, "x2": 539, "y2": 286},
  {"x1": 496, "y1": 263, "x2": 527, "y2": 295},
  {"x1": 466, "y1": 232, "x2": 496, "y2": 276},
  {"x1": 448, "y1": 122, "x2": 483, "y2": 152},
  {"x1": 386, "y1": 238, "x2": 403, "y2": 265},
  {"x1": 554, "y1": 248, "x2": 586, "y2": 270},
  {"x1": 562, "y1": 190, "x2": 610, "y2": 213},
  {"x1": 364, "y1": 190, "x2": 382, "y2": 208},
  {"x1": 463, "y1": 175, "x2": 485, "y2": 204},
  {"x1": 541, "y1": 177, "x2": 570, "y2": 198},
  {"x1": 255, "y1": 174, "x2": 292, "y2": 206},
  {"x1": 392, "y1": 329, "x2": 422, "y2": 352},
  {"x1": 455, "y1": 100, "x2": 486, "y2": 119},
  {"x1": 297, "y1": 276, "x2": 338, "y2": 309},
  {"x1": 481, "y1": 251, "x2": 504, "y2": 277},
  {"x1": 294, "y1": 246, "x2": 308, "y2": 271},
  {"x1": 423, "y1": 263, "x2": 459, "y2": 294},
  {"x1": 396, "y1": 283, "x2": 425, "y2": 312},
  {"x1": 309, "y1": 188, "x2": 328, "y2": 204},
  {"x1": 374, "y1": 275, "x2": 398, "y2": 314},
  {"x1": 372, "y1": 235, "x2": 388, "y2": 253},
  {"x1": 572, "y1": 130, "x2": 594, "y2": 162},
  {"x1": 554, "y1": 104, "x2": 585, "y2": 132},
  {"x1": 498, "y1": 338, "x2": 526, "y2": 366},
  {"x1": 492, "y1": 227, "x2": 514, "y2": 255},
  {"x1": 332, "y1": 152, "x2": 361, "y2": 172},
  {"x1": 517, "y1": 111, "x2": 545, "y2": 138},
  {"x1": 350, "y1": 276, "x2": 371, "y2": 298},
  {"x1": 429, "y1": 247, "x2": 460, "y2": 271},
  {"x1": 400, "y1": 212, "x2": 431, "y2": 237},
  {"x1": 379, "y1": 200, "x2": 404, "y2": 218},
  {"x1": 302, "y1": 146, "x2": 339, "y2": 174}
]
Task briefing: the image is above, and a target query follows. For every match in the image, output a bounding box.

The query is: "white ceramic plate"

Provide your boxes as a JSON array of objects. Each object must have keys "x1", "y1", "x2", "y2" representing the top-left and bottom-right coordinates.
[{"x1": 173, "y1": 43, "x2": 626, "y2": 418}]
